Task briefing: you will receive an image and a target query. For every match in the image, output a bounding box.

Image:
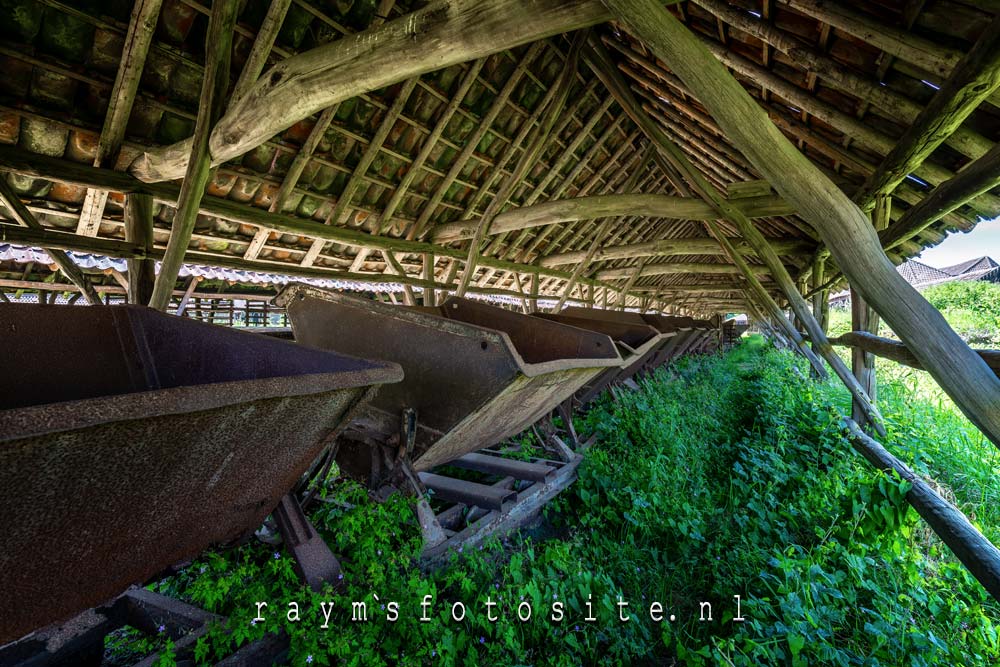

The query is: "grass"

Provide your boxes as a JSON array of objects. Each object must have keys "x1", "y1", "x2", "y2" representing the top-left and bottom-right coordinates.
[{"x1": 139, "y1": 335, "x2": 1000, "y2": 666}]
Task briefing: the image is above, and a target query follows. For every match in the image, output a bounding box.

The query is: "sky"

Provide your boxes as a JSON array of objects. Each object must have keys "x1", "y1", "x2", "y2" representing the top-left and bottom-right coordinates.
[{"x1": 915, "y1": 216, "x2": 1000, "y2": 268}]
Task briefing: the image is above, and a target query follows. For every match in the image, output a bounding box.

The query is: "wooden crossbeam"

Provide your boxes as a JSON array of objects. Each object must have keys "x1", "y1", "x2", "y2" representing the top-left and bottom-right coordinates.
[
  {"x1": 540, "y1": 236, "x2": 810, "y2": 267},
  {"x1": 129, "y1": 0, "x2": 611, "y2": 183},
  {"x1": 433, "y1": 192, "x2": 793, "y2": 243},
  {"x1": 148, "y1": 0, "x2": 237, "y2": 311},
  {"x1": 597, "y1": 262, "x2": 767, "y2": 280}
]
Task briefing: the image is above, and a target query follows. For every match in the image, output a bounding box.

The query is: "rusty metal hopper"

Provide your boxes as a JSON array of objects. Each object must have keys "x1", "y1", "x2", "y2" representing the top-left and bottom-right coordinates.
[
  {"x1": 0, "y1": 304, "x2": 402, "y2": 645},
  {"x1": 536, "y1": 308, "x2": 670, "y2": 406},
  {"x1": 274, "y1": 285, "x2": 622, "y2": 471}
]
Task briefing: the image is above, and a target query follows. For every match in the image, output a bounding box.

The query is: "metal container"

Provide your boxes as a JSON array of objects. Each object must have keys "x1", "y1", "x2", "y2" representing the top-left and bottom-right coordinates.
[
  {"x1": 0, "y1": 303, "x2": 402, "y2": 645},
  {"x1": 275, "y1": 285, "x2": 622, "y2": 471},
  {"x1": 534, "y1": 308, "x2": 667, "y2": 407}
]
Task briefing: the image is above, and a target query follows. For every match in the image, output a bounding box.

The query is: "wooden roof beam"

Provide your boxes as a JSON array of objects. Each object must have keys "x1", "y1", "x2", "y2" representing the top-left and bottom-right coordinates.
[
  {"x1": 433, "y1": 192, "x2": 793, "y2": 243},
  {"x1": 128, "y1": 0, "x2": 612, "y2": 183},
  {"x1": 597, "y1": 262, "x2": 768, "y2": 280},
  {"x1": 75, "y1": 0, "x2": 163, "y2": 238},
  {"x1": 853, "y1": 15, "x2": 1000, "y2": 208},
  {"x1": 540, "y1": 237, "x2": 811, "y2": 267}
]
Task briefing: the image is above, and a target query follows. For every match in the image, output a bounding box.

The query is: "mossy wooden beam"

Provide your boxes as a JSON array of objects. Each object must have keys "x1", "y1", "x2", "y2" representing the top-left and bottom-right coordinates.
[
  {"x1": 853, "y1": 15, "x2": 1000, "y2": 208},
  {"x1": 604, "y1": 0, "x2": 1000, "y2": 447},
  {"x1": 832, "y1": 332, "x2": 1000, "y2": 377},
  {"x1": 148, "y1": 0, "x2": 237, "y2": 311},
  {"x1": 432, "y1": 192, "x2": 793, "y2": 243},
  {"x1": 128, "y1": 0, "x2": 612, "y2": 183},
  {"x1": 0, "y1": 176, "x2": 101, "y2": 305},
  {"x1": 0, "y1": 148, "x2": 655, "y2": 306}
]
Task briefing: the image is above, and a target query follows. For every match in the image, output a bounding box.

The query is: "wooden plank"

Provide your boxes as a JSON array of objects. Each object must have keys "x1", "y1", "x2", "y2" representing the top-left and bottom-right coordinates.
[
  {"x1": 148, "y1": 0, "x2": 237, "y2": 311},
  {"x1": 76, "y1": 0, "x2": 163, "y2": 237},
  {"x1": 128, "y1": 0, "x2": 611, "y2": 183},
  {"x1": 853, "y1": 15, "x2": 1000, "y2": 207},
  {"x1": 125, "y1": 193, "x2": 155, "y2": 305},
  {"x1": 604, "y1": 0, "x2": 1000, "y2": 448},
  {"x1": 0, "y1": 176, "x2": 101, "y2": 305},
  {"x1": 418, "y1": 472, "x2": 517, "y2": 511},
  {"x1": 598, "y1": 261, "x2": 767, "y2": 280}
]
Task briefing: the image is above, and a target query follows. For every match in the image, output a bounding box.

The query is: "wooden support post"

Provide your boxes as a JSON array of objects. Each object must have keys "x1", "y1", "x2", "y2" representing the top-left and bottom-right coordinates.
[
  {"x1": 851, "y1": 196, "x2": 889, "y2": 431},
  {"x1": 603, "y1": 0, "x2": 1000, "y2": 447},
  {"x1": 148, "y1": 0, "x2": 237, "y2": 311},
  {"x1": 422, "y1": 254, "x2": 435, "y2": 307},
  {"x1": 124, "y1": 193, "x2": 155, "y2": 306},
  {"x1": 175, "y1": 276, "x2": 203, "y2": 317},
  {"x1": 0, "y1": 176, "x2": 101, "y2": 305}
]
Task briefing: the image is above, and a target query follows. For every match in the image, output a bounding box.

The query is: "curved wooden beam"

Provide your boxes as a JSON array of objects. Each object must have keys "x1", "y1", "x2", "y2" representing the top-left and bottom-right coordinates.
[
  {"x1": 128, "y1": 0, "x2": 611, "y2": 182},
  {"x1": 540, "y1": 237, "x2": 812, "y2": 267},
  {"x1": 603, "y1": 0, "x2": 1000, "y2": 447},
  {"x1": 432, "y1": 192, "x2": 793, "y2": 243}
]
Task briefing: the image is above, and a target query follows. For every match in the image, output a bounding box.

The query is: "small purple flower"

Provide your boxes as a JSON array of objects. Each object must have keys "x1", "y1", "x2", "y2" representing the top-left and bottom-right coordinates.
[
  {"x1": 337, "y1": 573, "x2": 344, "y2": 580},
  {"x1": 273, "y1": 552, "x2": 280, "y2": 560},
  {"x1": 306, "y1": 655, "x2": 313, "y2": 664},
  {"x1": 200, "y1": 566, "x2": 207, "y2": 573},
  {"x1": 158, "y1": 625, "x2": 166, "y2": 634},
  {"x1": 377, "y1": 549, "x2": 382, "y2": 556},
  {"x1": 494, "y1": 583, "x2": 499, "y2": 589},
  {"x1": 575, "y1": 625, "x2": 580, "y2": 632},
  {"x1": 479, "y1": 636, "x2": 485, "y2": 644},
  {"x1": 552, "y1": 593, "x2": 557, "y2": 599},
  {"x1": 457, "y1": 546, "x2": 463, "y2": 553},
  {"x1": 432, "y1": 650, "x2": 437, "y2": 657}
]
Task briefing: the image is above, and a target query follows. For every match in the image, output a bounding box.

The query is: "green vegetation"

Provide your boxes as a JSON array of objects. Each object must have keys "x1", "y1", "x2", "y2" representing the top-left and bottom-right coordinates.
[
  {"x1": 140, "y1": 336, "x2": 998, "y2": 666},
  {"x1": 829, "y1": 280, "x2": 1000, "y2": 346}
]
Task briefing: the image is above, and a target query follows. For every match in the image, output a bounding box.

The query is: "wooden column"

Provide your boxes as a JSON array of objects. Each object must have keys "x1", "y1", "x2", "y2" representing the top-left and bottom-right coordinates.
[
  {"x1": 603, "y1": 0, "x2": 1000, "y2": 448},
  {"x1": 851, "y1": 196, "x2": 889, "y2": 430},
  {"x1": 148, "y1": 0, "x2": 237, "y2": 310},
  {"x1": 124, "y1": 193, "x2": 155, "y2": 306}
]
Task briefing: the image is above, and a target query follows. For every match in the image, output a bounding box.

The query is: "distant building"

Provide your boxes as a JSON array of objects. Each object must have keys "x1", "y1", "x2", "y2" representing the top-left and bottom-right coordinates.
[{"x1": 830, "y1": 256, "x2": 999, "y2": 306}]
